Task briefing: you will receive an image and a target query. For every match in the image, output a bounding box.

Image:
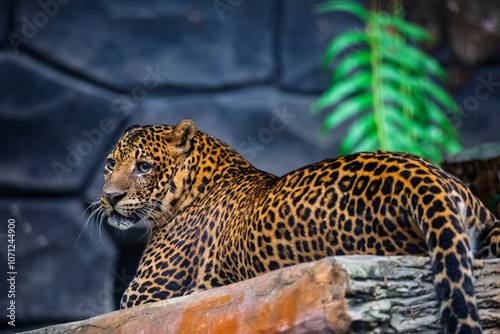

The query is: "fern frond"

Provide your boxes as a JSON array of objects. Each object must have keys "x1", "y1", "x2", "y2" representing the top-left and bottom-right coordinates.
[
  {"x1": 311, "y1": 72, "x2": 371, "y2": 113},
  {"x1": 313, "y1": 0, "x2": 462, "y2": 164},
  {"x1": 322, "y1": 94, "x2": 373, "y2": 132},
  {"x1": 322, "y1": 31, "x2": 370, "y2": 69}
]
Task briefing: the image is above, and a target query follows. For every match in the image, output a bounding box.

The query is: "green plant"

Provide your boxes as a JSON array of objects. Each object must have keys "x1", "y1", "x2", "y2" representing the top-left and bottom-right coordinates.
[{"x1": 311, "y1": 1, "x2": 462, "y2": 164}]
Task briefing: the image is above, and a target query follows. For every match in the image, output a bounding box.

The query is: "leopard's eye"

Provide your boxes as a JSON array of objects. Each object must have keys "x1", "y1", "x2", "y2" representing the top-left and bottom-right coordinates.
[
  {"x1": 106, "y1": 159, "x2": 116, "y2": 170},
  {"x1": 138, "y1": 162, "x2": 152, "y2": 173}
]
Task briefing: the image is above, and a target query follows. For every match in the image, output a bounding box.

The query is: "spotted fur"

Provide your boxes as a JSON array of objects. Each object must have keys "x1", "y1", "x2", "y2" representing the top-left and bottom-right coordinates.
[{"x1": 100, "y1": 120, "x2": 500, "y2": 334}]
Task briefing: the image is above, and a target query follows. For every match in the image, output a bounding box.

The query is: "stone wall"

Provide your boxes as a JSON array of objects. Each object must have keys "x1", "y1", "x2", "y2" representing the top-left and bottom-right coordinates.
[{"x1": 0, "y1": 1, "x2": 499, "y2": 332}]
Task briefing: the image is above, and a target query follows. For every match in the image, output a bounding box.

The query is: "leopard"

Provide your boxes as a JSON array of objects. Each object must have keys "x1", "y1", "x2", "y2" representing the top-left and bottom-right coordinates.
[{"x1": 99, "y1": 119, "x2": 500, "y2": 334}]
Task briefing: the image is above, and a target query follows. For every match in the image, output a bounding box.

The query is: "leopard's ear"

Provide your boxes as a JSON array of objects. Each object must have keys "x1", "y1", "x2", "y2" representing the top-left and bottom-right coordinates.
[{"x1": 166, "y1": 119, "x2": 196, "y2": 154}]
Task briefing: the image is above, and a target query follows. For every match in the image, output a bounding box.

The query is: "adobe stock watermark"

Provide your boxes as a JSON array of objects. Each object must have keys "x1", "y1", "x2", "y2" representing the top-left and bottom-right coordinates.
[
  {"x1": 213, "y1": 0, "x2": 242, "y2": 22},
  {"x1": 453, "y1": 73, "x2": 500, "y2": 127},
  {"x1": 51, "y1": 65, "x2": 169, "y2": 182},
  {"x1": 7, "y1": 0, "x2": 72, "y2": 53},
  {"x1": 422, "y1": 72, "x2": 500, "y2": 155},
  {"x1": 6, "y1": 219, "x2": 16, "y2": 327},
  {"x1": 237, "y1": 106, "x2": 296, "y2": 162}
]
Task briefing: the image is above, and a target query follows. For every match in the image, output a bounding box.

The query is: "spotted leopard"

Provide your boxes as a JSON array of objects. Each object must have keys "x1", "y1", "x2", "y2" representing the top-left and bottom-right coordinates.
[{"x1": 99, "y1": 119, "x2": 500, "y2": 334}]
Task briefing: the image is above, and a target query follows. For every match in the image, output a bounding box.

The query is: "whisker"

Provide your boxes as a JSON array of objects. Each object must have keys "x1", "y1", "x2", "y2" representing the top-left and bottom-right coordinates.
[
  {"x1": 97, "y1": 208, "x2": 110, "y2": 245},
  {"x1": 148, "y1": 211, "x2": 166, "y2": 228},
  {"x1": 134, "y1": 209, "x2": 151, "y2": 241},
  {"x1": 168, "y1": 185, "x2": 185, "y2": 201},
  {"x1": 77, "y1": 198, "x2": 102, "y2": 244},
  {"x1": 141, "y1": 198, "x2": 175, "y2": 222}
]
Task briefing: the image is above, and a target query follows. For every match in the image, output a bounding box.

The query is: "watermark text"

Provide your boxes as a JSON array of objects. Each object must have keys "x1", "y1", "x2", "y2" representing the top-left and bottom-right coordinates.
[{"x1": 6, "y1": 219, "x2": 16, "y2": 327}]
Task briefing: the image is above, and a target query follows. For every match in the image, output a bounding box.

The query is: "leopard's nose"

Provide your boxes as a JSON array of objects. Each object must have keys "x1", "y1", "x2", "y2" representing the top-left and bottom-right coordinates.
[{"x1": 104, "y1": 192, "x2": 126, "y2": 207}]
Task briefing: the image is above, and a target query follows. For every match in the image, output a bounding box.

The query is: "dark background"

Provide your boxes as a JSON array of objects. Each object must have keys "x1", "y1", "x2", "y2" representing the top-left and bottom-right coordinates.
[{"x1": 0, "y1": 1, "x2": 499, "y2": 332}]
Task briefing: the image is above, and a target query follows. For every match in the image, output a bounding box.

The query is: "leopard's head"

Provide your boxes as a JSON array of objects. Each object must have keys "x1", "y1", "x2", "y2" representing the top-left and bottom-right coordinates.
[{"x1": 101, "y1": 119, "x2": 195, "y2": 230}]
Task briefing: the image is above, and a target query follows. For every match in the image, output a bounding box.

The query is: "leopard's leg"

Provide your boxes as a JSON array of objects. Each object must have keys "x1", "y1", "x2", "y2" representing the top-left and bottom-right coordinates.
[
  {"x1": 449, "y1": 187, "x2": 500, "y2": 259},
  {"x1": 478, "y1": 222, "x2": 500, "y2": 258},
  {"x1": 475, "y1": 211, "x2": 500, "y2": 259}
]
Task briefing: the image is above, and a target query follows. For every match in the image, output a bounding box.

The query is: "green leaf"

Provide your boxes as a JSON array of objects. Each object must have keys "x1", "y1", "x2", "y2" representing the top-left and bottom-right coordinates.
[
  {"x1": 392, "y1": 134, "x2": 416, "y2": 153},
  {"x1": 322, "y1": 31, "x2": 370, "y2": 69},
  {"x1": 434, "y1": 130, "x2": 461, "y2": 154},
  {"x1": 349, "y1": 132, "x2": 379, "y2": 153},
  {"x1": 385, "y1": 106, "x2": 424, "y2": 134},
  {"x1": 378, "y1": 66, "x2": 457, "y2": 122},
  {"x1": 377, "y1": 30, "x2": 446, "y2": 79},
  {"x1": 378, "y1": 65, "x2": 428, "y2": 113},
  {"x1": 379, "y1": 48, "x2": 424, "y2": 77},
  {"x1": 315, "y1": 1, "x2": 370, "y2": 22},
  {"x1": 420, "y1": 143, "x2": 443, "y2": 164},
  {"x1": 427, "y1": 123, "x2": 462, "y2": 154},
  {"x1": 443, "y1": 140, "x2": 462, "y2": 155},
  {"x1": 322, "y1": 94, "x2": 373, "y2": 131},
  {"x1": 420, "y1": 130, "x2": 452, "y2": 161},
  {"x1": 426, "y1": 101, "x2": 461, "y2": 141},
  {"x1": 376, "y1": 14, "x2": 433, "y2": 42},
  {"x1": 382, "y1": 84, "x2": 417, "y2": 110},
  {"x1": 311, "y1": 72, "x2": 371, "y2": 113},
  {"x1": 340, "y1": 113, "x2": 376, "y2": 154},
  {"x1": 333, "y1": 50, "x2": 371, "y2": 83},
  {"x1": 386, "y1": 110, "x2": 427, "y2": 154},
  {"x1": 427, "y1": 127, "x2": 447, "y2": 145},
  {"x1": 416, "y1": 78, "x2": 458, "y2": 115},
  {"x1": 384, "y1": 103, "x2": 460, "y2": 160},
  {"x1": 379, "y1": 63, "x2": 423, "y2": 93}
]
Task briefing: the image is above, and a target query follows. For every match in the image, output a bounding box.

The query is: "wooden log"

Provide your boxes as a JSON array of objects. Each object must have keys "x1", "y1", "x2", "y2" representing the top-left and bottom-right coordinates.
[
  {"x1": 337, "y1": 256, "x2": 500, "y2": 333},
  {"x1": 23, "y1": 256, "x2": 500, "y2": 334}
]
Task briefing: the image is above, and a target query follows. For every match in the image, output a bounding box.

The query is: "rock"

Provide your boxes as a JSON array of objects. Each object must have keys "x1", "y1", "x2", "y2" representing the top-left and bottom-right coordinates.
[
  {"x1": 0, "y1": 1, "x2": 10, "y2": 43},
  {"x1": 0, "y1": 199, "x2": 117, "y2": 322},
  {"x1": 0, "y1": 52, "x2": 132, "y2": 195},
  {"x1": 451, "y1": 67, "x2": 500, "y2": 149},
  {"x1": 21, "y1": 256, "x2": 500, "y2": 334},
  {"x1": 11, "y1": 0, "x2": 275, "y2": 91},
  {"x1": 280, "y1": 0, "x2": 364, "y2": 93},
  {"x1": 447, "y1": 0, "x2": 500, "y2": 65}
]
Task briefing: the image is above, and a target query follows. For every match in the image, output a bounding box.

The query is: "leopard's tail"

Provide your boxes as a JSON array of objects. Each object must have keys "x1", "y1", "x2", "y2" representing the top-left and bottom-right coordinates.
[{"x1": 415, "y1": 188, "x2": 486, "y2": 333}]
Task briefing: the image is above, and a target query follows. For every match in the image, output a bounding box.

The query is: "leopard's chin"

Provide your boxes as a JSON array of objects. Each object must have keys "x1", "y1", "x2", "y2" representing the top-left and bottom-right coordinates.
[{"x1": 107, "y1": 211, "x2": 141, "y2": 230}]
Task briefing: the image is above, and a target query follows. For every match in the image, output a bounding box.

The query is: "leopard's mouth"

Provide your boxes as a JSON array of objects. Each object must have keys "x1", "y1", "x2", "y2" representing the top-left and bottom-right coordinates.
[{"x1": 107, "y1": 211, "x2": 141, "y2": 230}]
